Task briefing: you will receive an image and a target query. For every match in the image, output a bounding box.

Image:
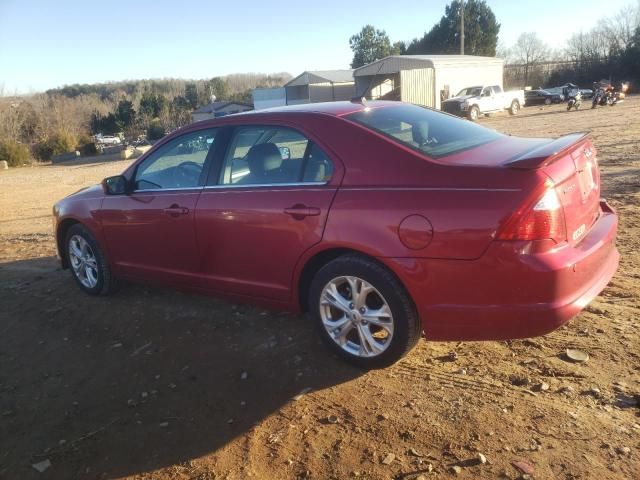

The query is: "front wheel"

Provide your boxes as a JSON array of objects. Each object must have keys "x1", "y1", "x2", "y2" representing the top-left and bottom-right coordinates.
[
  {"x1": 309, "y1": 255, "x2": 422, "y2": 369},
  {"x1": 509, "y1": 100, "x2": 520, "y2": 115},
  {"x1": 65, "y1": 224, "x2": 116, "y2": 295},
  {"x1": 468, "y1": 105, "x2": 480, "y2": 121}
]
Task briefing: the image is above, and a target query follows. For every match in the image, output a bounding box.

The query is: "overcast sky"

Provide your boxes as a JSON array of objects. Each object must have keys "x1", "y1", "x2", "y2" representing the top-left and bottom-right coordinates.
[{"x1": 0, "y1": 0, "x2": 636, "y2": 93}]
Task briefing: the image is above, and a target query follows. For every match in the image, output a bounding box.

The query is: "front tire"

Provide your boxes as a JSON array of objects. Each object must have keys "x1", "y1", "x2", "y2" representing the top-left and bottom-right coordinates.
[
  {"x1": 509, "y1": 100, "x2": 520, "y2": 115},
  {"x1": 65, "y1": 224, "x2": 115, "y2": 295},
  {"x1": 468, "y1": 105, "x2": 480, "y2": 121},
  {"x1": 309, "y1": 255, "x2": 422, "y2": 369}
]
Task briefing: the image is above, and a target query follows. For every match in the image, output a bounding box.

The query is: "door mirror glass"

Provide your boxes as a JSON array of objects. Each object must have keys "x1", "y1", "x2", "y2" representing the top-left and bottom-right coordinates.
[
  {"x1": 103, "y1": 175, "x2": 128, "y2": 195},
  {"x1": 279, "y1": 146, "x2": 291, "y2": 160}
]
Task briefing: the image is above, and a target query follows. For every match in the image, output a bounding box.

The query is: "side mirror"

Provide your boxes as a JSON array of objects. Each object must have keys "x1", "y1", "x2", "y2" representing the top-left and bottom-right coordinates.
[
  {"x1": 279, "y1": 146, "x2": 291, "y2": 160},
  {"x1": 102, "y1": 175, "x2": 128, "y2": 195}
]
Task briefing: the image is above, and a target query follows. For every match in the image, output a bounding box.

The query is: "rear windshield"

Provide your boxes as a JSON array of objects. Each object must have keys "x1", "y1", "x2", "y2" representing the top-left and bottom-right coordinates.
[{"x1": 345, "y1": 103, "x2": 502, "y2": 158}]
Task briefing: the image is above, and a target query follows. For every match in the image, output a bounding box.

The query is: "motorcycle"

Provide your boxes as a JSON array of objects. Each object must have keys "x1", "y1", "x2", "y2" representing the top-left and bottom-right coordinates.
[
  {"x1": 567, "y1": 90, "x2": 582, "y2": 111},
  {"x1": 591, "y1": 84, "x2": 607, "y2": 108},
  {"x1": 592, "y1": 81, "x2": 629, "y2": 108}
]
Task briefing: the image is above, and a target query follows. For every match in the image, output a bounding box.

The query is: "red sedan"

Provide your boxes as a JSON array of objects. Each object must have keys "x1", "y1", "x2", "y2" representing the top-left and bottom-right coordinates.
[{"x1": 53, "y1": 101, "x2": 619, "y2": 368}]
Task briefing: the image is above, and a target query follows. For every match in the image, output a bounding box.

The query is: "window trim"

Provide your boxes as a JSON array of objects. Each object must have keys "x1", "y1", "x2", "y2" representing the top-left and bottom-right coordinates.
[
  {"x1": 203, "y1": 181, "x2": 327, "y2": 191},
  {"x1": 131, "y1": 127, "x2": 219, "y2": 193}
]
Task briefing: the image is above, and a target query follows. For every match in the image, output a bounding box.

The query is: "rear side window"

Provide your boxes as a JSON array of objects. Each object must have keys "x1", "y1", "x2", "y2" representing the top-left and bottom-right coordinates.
[
  {"x1": 345, "y1": 104, "x2": 502, "y2": 158},
  {"x1": 219, "y1": 126, "x2": 333, "y2": 186}
]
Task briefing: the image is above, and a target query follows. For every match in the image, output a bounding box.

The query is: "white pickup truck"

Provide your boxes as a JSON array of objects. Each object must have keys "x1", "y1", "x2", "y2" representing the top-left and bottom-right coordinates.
[{"x1": 441, "y1": 85, "x2": 525, "y2": 121}]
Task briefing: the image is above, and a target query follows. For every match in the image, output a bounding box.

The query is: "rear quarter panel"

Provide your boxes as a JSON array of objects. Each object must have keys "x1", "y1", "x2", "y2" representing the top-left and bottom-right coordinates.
[{"x1": 304, "y1": 115, "x2": 542, "y2": 260}]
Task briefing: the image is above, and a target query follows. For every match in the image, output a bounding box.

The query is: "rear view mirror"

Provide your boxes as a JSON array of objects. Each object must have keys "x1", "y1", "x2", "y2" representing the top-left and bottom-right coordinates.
[
  {"x1": 279, "y1": 146, "x2": 291, "y2": 160},
  {"x1": 102, "y1": 175, "x2": 128, "y2": 195}
]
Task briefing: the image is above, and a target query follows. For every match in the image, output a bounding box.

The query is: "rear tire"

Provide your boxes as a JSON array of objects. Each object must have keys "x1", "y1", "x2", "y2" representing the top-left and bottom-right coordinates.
[
  {"x1": 544, "y1": 97, "x2": 552, "y2": 105},
  {"x1": 65, "y1": 224, "x2": 116, "y2": 296},
  {"x1": 509, "y1": 100, "x2": 520, "y2": 115},
  {"x1": 309, "y1": 255, "x2": 422, "y2": 369}
]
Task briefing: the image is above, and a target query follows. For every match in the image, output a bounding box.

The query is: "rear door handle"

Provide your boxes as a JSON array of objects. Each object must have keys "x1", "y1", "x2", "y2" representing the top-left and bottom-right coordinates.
[
  {"x1": 284, "y1": 205, "x2": 321, "y2": 219},
  {"x1": 164, "y1": 204, "x2": 189, "y2": 217}
]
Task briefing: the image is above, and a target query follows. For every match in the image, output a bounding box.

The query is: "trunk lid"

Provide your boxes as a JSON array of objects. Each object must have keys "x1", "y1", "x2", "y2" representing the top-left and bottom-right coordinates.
[{"x1": 507, "y1": 133, "x2": 601, "y2": 246}]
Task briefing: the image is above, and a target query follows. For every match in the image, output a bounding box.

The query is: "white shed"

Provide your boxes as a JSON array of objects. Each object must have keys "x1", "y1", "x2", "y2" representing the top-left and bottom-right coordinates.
[
  {"x1": 285, "y1": 70, "x2": 355, "y2": 105},
  {"x1": 353, "y1": 55, "x2": 504, "y2": 110},
  {"x1": 252, "y1": 87, "x2": 287, "y2": 110}
]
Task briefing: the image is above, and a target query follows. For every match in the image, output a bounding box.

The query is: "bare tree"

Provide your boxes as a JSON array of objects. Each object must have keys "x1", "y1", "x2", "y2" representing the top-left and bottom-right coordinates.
[{"x1": 511, "y1": 32, "x2": 550, "y2": 85}]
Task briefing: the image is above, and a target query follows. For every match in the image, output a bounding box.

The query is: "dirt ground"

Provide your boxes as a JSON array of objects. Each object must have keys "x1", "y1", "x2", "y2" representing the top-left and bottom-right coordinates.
[{"x1": 0, "y1": 98, "x2": 638, "y2": 480}]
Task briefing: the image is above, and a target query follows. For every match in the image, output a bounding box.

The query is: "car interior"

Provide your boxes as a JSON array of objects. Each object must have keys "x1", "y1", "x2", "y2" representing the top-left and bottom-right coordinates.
[{"x1": 223, "y1": 127, "x2": 333, "y2": 186}]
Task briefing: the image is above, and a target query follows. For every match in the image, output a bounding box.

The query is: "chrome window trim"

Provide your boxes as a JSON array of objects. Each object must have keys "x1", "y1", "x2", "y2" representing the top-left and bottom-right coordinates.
[
  {"x1": 203, "y1": 181, "x2": 328, "y2": 190},
  {"x1": 132, "y1": 186, "x2": 204, "y2": 193}
]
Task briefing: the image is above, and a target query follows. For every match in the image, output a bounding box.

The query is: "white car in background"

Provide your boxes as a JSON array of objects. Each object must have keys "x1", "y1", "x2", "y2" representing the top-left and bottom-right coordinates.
[{"x1": 95, "y1": 135, "x2": 121, "y2": 145}]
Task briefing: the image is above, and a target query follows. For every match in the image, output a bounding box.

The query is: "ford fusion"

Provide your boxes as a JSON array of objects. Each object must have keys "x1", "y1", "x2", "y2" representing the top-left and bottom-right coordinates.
[{"x1": 53, "y1": 101, "x2": 619, "y2": 368}]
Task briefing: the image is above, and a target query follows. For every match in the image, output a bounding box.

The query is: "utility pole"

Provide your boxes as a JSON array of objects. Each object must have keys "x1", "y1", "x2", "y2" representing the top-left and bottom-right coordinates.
[{"x1": 460, "y1": 0, "x2": 465, "y2": 55}]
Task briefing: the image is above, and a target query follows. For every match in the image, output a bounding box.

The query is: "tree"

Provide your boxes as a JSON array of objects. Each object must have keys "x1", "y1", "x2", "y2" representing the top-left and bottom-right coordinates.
[
  {"x1": 116, "y1": 100, "x2": 135, "y2": 128},
  {"x1": 405, "y1": 0, "x2": 500, "y2": 56},
  {"x1": 511, "y1": 32, "x2": 549, "y2": 85},
  {"x1": 184, "y1": 82, "x2": 198, "y2": 109},
  {"x1": 349, "y1": 25, "x2": 401, "y2": 68}
]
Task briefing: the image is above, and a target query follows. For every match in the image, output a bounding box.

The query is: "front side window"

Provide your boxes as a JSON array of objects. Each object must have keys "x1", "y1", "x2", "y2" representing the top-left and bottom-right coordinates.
[
  {"x1": 134, "y1": 129, "x2": 217, "y2": 190},
  {"x1": 219, "y1": 126, "x2": 333, "y2": 186},
  {"x1": 345, "y1": 104, "x2": 502, "y2": 158}
]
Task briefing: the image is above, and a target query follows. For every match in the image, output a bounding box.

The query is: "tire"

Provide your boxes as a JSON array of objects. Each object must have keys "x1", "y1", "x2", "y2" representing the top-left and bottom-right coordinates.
[
  {"x1": 65, "y1": 224, "x2": 116, "y2": 296},
  {"x1": 309, "y1": 254, "x2": 422, "y2": 369},
  {"x1": 544, "y1": 97, "x2": 552, "y2": 105},
  {"x1": 468, "y1": 105, "x2": 480, "y2": 121},
  {"x1": 567, "y1": 102, "x2": 572, "y2": 111},
  {"x1": 509, "y1": 100, "x2": 520, "y2": 115}
]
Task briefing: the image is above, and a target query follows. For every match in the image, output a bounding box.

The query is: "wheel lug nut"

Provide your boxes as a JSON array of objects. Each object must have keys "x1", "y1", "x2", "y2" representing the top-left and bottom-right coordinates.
[
  {"x1": 359, "y1": 307, "x2": 366, "y2": 313},
  {"x1": 349, "y1": 303, "x2": 354, "y2": 309}
]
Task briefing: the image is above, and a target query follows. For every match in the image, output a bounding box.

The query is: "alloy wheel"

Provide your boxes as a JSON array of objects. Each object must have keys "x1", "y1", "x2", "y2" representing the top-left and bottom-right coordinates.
[
  {"x1": 319, "y1": 276, "x2": 394, "y2": 358},
  {"x1": 68, "y1": 234, "x2": 99, "y2": 289}
]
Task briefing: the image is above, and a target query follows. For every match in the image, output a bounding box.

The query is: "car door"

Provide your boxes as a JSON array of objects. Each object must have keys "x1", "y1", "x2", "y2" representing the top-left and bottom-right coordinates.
[
  {"x1": 194, "y1": 124, "x2": 341, "y2": 301},
  {"x1": 491, "y1": 85, "x2": 506, "y2": 109},
  {"x1": 477, "y1": 86, "x2": 494, "y2": 112},
  {"x1": 100, "y1": 128, "x2": 219, "y2": 284}
]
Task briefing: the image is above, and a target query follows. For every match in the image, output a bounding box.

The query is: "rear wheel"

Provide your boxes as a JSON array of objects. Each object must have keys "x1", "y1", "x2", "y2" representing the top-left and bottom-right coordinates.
[
  {"x1": 509, "y1": 100, "x2": 520, "y2": 115},
  {"x1": 65, "y1": 224, "x2": 115, "y2": 295},
  {"x1": 544, "y1": 97, "x2": 552, "y2": 105},
  {"x1": 309, "y1": 255, "x2": 422, "y2": 369},
  {"x1": 468, "y1": 105, "x2": 480, "y2": 121}
]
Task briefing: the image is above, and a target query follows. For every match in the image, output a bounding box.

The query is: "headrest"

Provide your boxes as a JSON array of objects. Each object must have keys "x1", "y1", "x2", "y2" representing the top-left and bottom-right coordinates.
[
  {"x1": 247, "y1": 143, "x2": 282, "y2": 176},
  {"x1": 412, "y1": 122, "x2": 430, "y2": 146}
]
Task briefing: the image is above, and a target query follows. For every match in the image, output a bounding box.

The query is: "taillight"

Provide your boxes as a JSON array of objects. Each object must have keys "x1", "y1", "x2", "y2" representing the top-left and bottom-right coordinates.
[{"x1": 496, "y1": 183, "x2": 566, "y2": 242}]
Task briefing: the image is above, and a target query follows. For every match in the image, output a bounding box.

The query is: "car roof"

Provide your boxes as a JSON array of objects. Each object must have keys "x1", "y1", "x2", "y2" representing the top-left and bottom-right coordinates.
[{"x1": 240, "y1": 100, "x2": 399, "y2": 117}]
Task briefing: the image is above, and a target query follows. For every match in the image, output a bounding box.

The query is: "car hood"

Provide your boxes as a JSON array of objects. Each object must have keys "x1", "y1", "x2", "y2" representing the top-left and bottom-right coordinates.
[{"x1": 64, "y1": 184, "x2": 104, "y2": 200}]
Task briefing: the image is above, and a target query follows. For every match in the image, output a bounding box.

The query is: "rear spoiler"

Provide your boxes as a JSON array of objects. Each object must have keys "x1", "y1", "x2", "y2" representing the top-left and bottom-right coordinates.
[{"x1": 504, "y1": 132, "x2": 590, "y2": 169}]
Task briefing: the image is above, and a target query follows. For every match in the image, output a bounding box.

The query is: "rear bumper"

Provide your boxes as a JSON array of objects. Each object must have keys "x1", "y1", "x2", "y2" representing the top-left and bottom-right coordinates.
[{"x1": 385, "y1": 201, "x2": 619, "y2": 341}]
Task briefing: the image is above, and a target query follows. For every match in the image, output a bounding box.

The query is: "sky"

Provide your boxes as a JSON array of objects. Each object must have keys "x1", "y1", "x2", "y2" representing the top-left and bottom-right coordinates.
[{"x1": 0, "y1": 0, "x2": 635, "y2": 93}]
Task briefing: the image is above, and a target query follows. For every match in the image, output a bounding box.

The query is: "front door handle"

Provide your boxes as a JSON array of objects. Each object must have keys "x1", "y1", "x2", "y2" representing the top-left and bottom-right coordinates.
[
  {"x1": 164, "y1": 204, "x2": 189, "y2": 217},
  {"x1": 284, "y1": 205, "x2": 321, "y2": 219}
]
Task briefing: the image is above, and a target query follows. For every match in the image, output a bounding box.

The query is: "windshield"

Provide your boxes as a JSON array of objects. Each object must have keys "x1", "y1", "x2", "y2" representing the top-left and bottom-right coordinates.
[
  {"x1": 455, "y1": 87, "x2": 482, "y2": 97},
  {"x1": 345, "y1": 103, "x2": 502, "y2": 158}
]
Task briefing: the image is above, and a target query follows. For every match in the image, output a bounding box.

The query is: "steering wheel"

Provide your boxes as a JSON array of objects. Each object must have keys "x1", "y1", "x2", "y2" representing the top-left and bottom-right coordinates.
[{"x1": 176, "y1": 161, "x2": 202, "y2": 186}]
